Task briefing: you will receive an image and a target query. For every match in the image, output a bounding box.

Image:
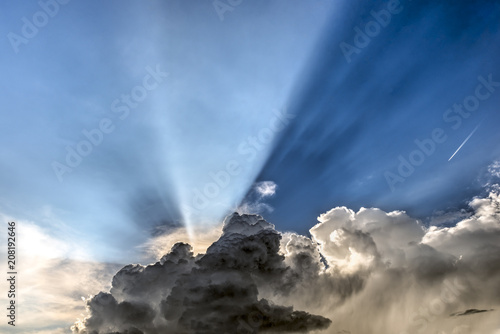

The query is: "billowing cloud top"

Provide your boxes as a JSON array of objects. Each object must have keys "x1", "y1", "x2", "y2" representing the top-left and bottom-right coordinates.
[
  {"x1": 73, "y1": 213, "x2": 331, "y2": 334},
  {"x1": 74, "y1": 187, "x2": 500, "y2": 333}
]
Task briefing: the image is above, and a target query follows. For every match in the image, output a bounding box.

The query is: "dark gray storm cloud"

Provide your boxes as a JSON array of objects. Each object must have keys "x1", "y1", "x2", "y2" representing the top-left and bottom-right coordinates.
[{"x1": 73, "y1": 213, "x2": 332, "y2": 334}]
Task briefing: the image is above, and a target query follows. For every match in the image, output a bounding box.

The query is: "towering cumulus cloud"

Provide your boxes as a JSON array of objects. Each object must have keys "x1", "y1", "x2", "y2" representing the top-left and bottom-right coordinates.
[
  {"x1": 72, "y1": 213, "x2": 331, "y2": 334},
  {"x1": 73, "y1": 186, "x2": 500, "y2": 333}
]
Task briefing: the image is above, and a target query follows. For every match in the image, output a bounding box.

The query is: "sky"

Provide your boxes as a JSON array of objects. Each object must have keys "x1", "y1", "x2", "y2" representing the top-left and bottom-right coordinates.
[
  {"x1": 256, "y1": 0, "x2": 500, "y2": 233},
  {"x1": 0, "y1": 0, "x2": 338, "y2": 261},
  {"x1": 0, "y1": 0, "x2": 499, "y2": 333}
]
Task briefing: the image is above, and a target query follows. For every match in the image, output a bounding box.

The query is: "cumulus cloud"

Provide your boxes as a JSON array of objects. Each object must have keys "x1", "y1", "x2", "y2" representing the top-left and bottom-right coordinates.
[
  {"x1": 73, "y1": 213, "x2": 331, "y2": 334},
  {"x1": 427, "y1": 209, "x2": 472, "y2": 227},
  {"x1": 74, "y1": 185, "x2": 500, "y2": 334}
]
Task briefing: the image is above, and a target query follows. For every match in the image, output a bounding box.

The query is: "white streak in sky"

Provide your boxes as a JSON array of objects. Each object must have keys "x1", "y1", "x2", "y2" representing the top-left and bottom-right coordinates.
[{"x1": 448, "y1": 124, "x2": 481, "y2": 161}]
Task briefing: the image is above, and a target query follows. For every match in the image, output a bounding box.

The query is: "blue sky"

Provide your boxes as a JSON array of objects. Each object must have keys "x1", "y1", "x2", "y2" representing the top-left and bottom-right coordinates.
[
  {"x1": 0, "y1": 0, "x2": 338, "y2": 262},
  {"x1": 0, "y1": 0, "x2": 499, "y2": 261},
  {"x1": 255, "y1": 0, "x2": 500, "y2": 234}
]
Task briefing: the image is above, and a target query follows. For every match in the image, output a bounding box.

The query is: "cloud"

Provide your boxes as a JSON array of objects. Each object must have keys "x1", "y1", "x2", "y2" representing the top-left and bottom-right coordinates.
[
  {"x1": 488, "y1": 161, "x2": 500, "y2": 180},
  {"x1": 479, "y1": 160, "x2": 500, "y2": 189},
  {"x1": 22, "y1": 328, "x2": 73, "y2": 334},
  {"x1": 0, "y1": 214, "x2": 121, "y2": 334},
  {"x1": 311, "y1": 206, "x2": 425, "y2": 270},
  {"x1": 255, "y1": 181, "x2": 278, "y2": 198},
  {"x1": 73, "y1": 213, "x2": 331, "y2": 334},
  {"x1": 306, "y1": 188, "x2": 500, "y2": 333},
  {"x1": 450, "y1": 308, "x2": 494, "y2": 317},
  {"x1": 237, "y1": 181, "x2": 278, "y2": 215},
  {"x1": 74, "y1": 185, "x2": 500, "y2": 334},
  {"x1": 427, "y1": 209, "x2": 472, "y2": 227},
  {"x1": 422, "y1": 190, "x2": 500, "y2": 260}
]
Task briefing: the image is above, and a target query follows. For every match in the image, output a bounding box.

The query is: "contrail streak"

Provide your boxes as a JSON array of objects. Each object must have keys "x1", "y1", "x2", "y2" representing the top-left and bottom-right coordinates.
[{"x1": 448, "y1": 124, "x2": 481, "y2": 161}]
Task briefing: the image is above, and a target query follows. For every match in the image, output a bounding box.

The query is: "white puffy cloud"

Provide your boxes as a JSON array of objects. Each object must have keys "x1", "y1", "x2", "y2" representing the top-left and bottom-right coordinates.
[
  {"x1": 255, "y1": 181, "x2": 278, "y2": 197},
  {"x1": 304, "y1": 188, "x2": 500, "y2": 333},
  {"x1": 311, "y1": 206, "x2": 425, "y2": 269},
  {"x1": 423, "y1": 190, "x2": 500, "y2": 259}
]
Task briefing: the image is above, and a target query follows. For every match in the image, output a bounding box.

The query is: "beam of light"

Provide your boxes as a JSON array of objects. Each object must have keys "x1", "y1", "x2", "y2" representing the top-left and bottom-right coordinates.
[{"x1": 448, "y1": 123, "x2": 481, "y2": 161}]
